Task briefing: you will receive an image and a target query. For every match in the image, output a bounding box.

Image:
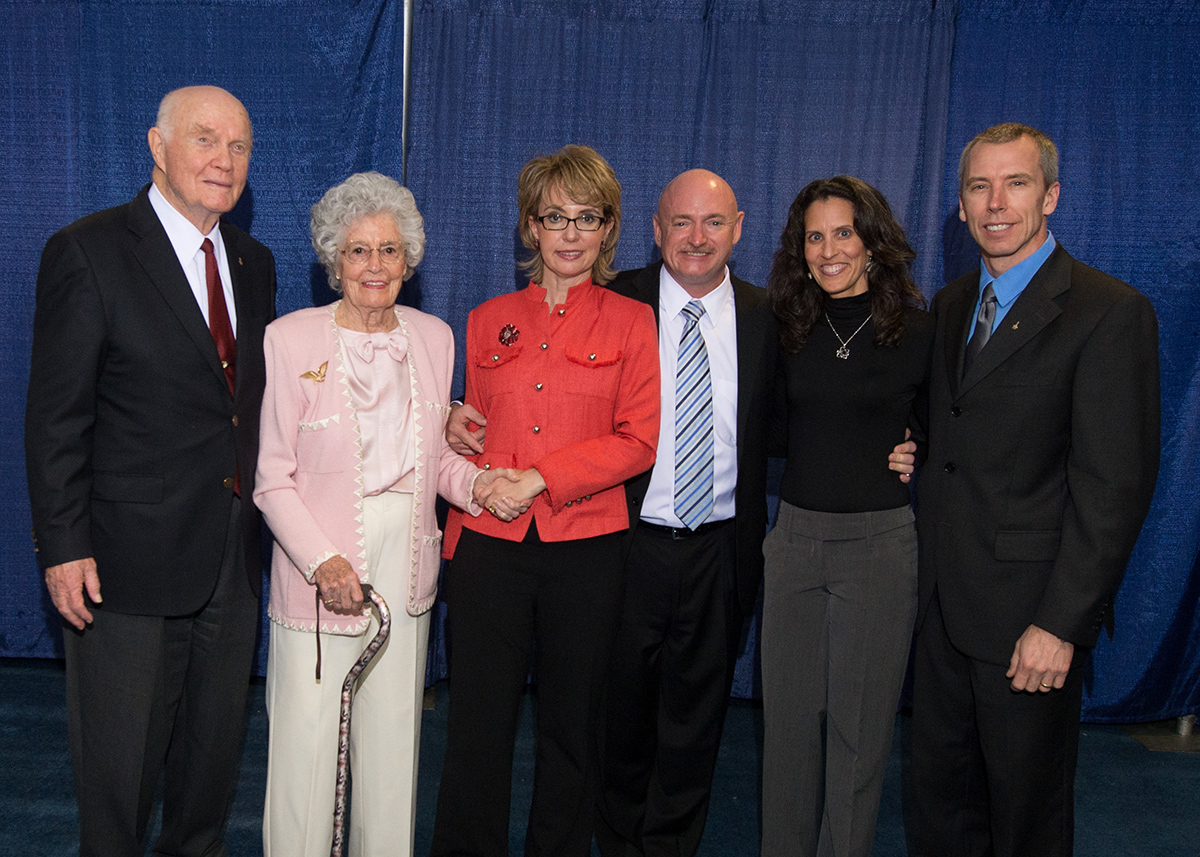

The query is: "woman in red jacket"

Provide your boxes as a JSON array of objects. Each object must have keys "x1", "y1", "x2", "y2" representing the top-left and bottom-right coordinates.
[{"x1": 431, "y1": 145, "x2": 660, "y2": 857}]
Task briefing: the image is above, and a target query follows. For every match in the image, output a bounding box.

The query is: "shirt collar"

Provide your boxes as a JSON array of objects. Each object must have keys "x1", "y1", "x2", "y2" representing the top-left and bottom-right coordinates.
[
  {"x1": 979, "y1": 231, "x2": 1057, "y2": 309},
  {"x1": 523, "y1": 277, "x2": 595, "y2": 307},
  {"x1": 658, "y1": 264, "x2": 733, "y2": 327},
  {"x1": 149, "y1": 182, "x2": 222, "y2": 261}
]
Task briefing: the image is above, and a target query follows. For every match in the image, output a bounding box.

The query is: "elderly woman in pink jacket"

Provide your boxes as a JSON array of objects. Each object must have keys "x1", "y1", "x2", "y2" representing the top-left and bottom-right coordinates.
[{"x1": 254, "y1": 171, "x2": 517, "y2": 857}]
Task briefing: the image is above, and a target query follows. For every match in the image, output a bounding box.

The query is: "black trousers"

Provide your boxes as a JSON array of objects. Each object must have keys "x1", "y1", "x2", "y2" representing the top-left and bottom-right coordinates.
[
  {"x1": 431, "y1": 524, "x2": 625, "y2": 857},
  {"x1": 63, "y1": 499, "x2": 258, "y2": 857},
  {"x1": 910, "y1": 588, "x2": 1085, "y2": 857},
  {"x1": 596, "y1": 520, "x2": 741, "y2": 857}
]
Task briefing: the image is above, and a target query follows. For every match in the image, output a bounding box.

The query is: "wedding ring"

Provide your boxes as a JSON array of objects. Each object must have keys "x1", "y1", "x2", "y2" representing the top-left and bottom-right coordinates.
[{"x1": 1040, "y1": 682, "x2": 1052, "y2": 688}]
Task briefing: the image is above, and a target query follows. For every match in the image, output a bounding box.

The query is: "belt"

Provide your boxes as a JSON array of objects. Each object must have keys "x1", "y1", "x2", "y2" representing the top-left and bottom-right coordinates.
[{"x1": 637, "y1": 518, "x2": 733, "y2": 540}]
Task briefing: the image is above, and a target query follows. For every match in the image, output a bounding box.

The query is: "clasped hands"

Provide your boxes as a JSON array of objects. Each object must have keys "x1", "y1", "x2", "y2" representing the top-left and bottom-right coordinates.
[
  {"x1": 473, "y1": 466, "x2": 544, "y2": 523},
  {"x1": 449, "y1": 402, "x2": 544, "y2": 523}
]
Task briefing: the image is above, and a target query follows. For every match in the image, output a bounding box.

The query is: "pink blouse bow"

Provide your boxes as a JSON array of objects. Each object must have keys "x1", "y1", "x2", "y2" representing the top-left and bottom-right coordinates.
[{"x1": 350, "y1": 330, "x2": 408, "y2": 364}]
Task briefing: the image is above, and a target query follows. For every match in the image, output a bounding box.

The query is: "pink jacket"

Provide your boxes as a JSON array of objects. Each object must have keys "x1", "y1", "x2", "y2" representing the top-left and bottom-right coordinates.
[{"x1": 254, "y1": 303, "x2": 479, "y2": 634}]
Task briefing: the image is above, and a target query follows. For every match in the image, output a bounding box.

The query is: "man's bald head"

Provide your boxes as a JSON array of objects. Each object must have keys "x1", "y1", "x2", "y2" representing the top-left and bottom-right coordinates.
[
  {"x1": 147, "y1": 86, "x2": 254, "y2": 233},
  {"x1": 154, "y1": 86, "x2": 252, "y2": 142},
  {"x1": 653, "y1": 169, "x2": 744, "y2": 297}
]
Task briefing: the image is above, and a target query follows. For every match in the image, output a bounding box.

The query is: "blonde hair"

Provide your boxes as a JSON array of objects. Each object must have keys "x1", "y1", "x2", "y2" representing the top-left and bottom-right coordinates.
[{"x1": 516, "y1": 145, "x2": 621, "y2": 285}]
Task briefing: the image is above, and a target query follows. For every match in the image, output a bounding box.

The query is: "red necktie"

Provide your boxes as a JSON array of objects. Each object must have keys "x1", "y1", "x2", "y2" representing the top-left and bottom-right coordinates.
[
  {"x1": 201, "y1": 238, "x2": 237, "y2": 395},
  {"x1": 201, "y1": 238, "x2": 239, "y2": 495}
]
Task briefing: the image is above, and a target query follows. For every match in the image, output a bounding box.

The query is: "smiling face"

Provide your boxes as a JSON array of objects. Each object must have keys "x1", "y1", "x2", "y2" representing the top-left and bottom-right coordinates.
[
  {"x1": 148, "y1": 86, "x2": 253, "y2": 234},
  {"x1": 802, "y1": 196, "x2": 871, "y2": 299},
  {"x1": 528, "y1": 184, "x2": 613, "y2": 293},
  {"x1": 337, "y1": 213, "x2": 407, "y2": 318},
  {"x1": 959, "y1": 135, "x2": 1060, "y2": 277},
  {"x1": 653, "y1": 169, "x2": 744, "y2": 297}
]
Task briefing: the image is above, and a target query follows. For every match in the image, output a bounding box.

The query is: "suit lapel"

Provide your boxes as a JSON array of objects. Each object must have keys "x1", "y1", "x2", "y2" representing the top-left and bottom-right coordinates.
[
  {"x1": 732, "y1": 278, "x2": 763, "y2": 464},
  {"x1": 220, "y1": 222, "x2": 254, "y2": 399},
  {"x1": 220, "y1": 222, "x2": 248, "y2": 336},
  {"x1": 959, "y1": 246, "x2": 1069, "y2": 393},
  {"x1": 941, "y1": 276, "x2": 976, "y2": 399},
  {"x1": 628, "y1": 261, "x2": 663, "y2": 325},
  {"x1": 128, "y1": 189, "x2": 229, "y2": 393}
]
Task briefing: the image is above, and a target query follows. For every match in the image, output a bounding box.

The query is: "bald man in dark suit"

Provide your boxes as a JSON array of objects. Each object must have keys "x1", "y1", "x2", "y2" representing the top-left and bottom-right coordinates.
[{"x1": 26, "y1": 85, "x2": 276, "y2": 857}]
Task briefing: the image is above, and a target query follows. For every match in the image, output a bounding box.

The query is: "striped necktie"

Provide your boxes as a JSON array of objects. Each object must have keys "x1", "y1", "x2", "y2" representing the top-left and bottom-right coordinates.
[{"x1": 674, "y1": 300, "x2": 714, "y2": 530}]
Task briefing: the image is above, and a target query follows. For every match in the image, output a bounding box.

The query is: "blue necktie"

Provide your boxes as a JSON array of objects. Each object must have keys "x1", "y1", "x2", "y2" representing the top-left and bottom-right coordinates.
[{"x1": 674, "y1": 301, "x2": 714, "y2": 530}]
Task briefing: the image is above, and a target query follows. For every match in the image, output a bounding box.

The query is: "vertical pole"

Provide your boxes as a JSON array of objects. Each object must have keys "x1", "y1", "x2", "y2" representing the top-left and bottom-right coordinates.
[{"x1": 402, "y1": 0, "x2": 414, "y2": 185}]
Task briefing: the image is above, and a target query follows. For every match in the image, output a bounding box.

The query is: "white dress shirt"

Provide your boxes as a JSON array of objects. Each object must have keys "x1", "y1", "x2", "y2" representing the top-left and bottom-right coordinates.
[
  {"x1": 640, "y1": 266, "x2": 738, "y2": 527},
  {"x1": 149, "y1": 182, "x2": 238, "y2": 336}
]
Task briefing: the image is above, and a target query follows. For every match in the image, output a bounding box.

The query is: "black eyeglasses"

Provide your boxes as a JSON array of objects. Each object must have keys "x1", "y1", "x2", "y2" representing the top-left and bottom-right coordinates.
[{"x1": 535, "y1": 213, "x2": 607, "y2": 232}]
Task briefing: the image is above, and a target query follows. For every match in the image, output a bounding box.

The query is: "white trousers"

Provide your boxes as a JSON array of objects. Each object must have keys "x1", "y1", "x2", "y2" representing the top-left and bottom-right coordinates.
[{"x1": 263, "y1": 492, "x2": 430, "y2": 857}]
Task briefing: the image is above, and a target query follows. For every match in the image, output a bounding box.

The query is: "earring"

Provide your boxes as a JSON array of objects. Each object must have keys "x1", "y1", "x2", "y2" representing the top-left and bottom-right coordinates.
[
  {"x1": 600, "y1": 241, "x2": 607, "y2": 251},
  {"x1": 534, "y1": 239, "x2": 540, "y2": 249},
  {"x1": 806, "y1": 271, "x2": 814, "y2": 280},
  {"x1": 866, "y1": 255, "x2": 875, "y2": 274}
]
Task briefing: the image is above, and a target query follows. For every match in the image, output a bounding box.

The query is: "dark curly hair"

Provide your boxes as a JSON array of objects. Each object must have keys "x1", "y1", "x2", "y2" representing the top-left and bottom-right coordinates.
[{"x1": 767, "y1": 176, "x2": 925, "y2": 353}]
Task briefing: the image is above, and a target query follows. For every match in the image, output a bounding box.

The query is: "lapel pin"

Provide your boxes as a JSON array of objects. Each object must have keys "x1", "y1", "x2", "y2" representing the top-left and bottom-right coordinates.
[
  {"x1": 300, "y1": 361, "x2": 328, "y2": 382},
  {"x1": 238, "y1": 257, "x2": 244, "y2": 266},
  {"x1": 499, "y1": 324, "x2": 519, "y2": 346},
  {"x1": 1012, "y1": 321, "x2": 1020, "y2": 330}
]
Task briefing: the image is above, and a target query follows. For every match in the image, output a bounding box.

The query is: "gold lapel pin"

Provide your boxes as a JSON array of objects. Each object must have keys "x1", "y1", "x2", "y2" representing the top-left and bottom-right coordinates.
[
  {"x1": 238, "y1": 257, "x2": 244, "y2": 266},
  {"x1": 1012, "y1": 321, "x2": 1020, "y2": 330},
  {"x1": 300, "y1": 361, "x2": 328, "y2": 382}
]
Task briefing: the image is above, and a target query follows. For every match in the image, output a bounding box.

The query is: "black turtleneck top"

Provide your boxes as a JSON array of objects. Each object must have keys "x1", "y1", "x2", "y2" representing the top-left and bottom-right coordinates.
[{"x1": 778, "y1": 291, "x2": 934, "y2": 513}]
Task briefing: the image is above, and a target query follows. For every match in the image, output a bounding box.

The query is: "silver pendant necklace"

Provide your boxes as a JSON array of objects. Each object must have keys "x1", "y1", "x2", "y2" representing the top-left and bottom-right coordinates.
[{"x1": 826, "y1": 312, "x2": 872, "y2": 359}]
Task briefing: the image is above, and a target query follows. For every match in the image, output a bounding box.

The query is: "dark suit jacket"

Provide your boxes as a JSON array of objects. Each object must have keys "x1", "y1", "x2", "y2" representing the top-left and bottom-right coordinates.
[
  {"x1": 26, "y1": 185, "x2": 276, "y2": 616},
  {"x1": 608, "y1": 262, "x2": 779, "y2": 616},
  {"x1": 916, "y1": 244, "x2": 1160, "y2": 664}
]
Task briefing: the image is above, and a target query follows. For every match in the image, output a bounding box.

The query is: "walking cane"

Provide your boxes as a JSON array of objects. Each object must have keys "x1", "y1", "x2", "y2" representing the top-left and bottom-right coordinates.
[{"x1": 330, "y1": 583, "x2": 391, "y2": 857}]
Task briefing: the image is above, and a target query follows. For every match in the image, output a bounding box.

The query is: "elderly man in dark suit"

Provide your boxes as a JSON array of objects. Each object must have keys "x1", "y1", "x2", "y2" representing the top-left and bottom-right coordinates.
[
  {"x1": 911, "y1": 123, "x2": 1160, "y2": 857},
  {"x1": 25, "y1": 85, "x2": 276, "y2": 857}
]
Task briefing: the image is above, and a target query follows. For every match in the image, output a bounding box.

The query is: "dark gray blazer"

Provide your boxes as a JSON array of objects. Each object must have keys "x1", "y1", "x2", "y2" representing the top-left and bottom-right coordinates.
[
  {"x1": 26, "y1": 185, "x2": 276, "y2": 615},
  {"x1": 916, "y1": 244, "x2": 1160, "y2": 664}
]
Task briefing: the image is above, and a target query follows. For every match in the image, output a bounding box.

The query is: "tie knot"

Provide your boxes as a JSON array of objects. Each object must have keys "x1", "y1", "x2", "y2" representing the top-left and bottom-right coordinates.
[
  {"x1": 201, "y1": 237, "x2": 216, "y2": 257},
  {"x1": 681, "y1": 300, "x2": 705, "y2": 323},
  {"x1": 981, "y1": 282, "x2": 997, "y2": 305}
]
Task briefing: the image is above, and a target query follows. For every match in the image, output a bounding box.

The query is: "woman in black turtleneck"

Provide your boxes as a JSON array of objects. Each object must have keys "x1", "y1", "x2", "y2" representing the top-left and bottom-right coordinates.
[{"x1": 760, "y1": 176, "x2": 933, "y2": 857}]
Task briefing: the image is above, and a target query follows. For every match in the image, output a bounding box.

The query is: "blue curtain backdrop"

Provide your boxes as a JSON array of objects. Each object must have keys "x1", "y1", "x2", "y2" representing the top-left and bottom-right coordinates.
[{"x1": 1, "y1": 0, "x2": 1196, "y2": 721}]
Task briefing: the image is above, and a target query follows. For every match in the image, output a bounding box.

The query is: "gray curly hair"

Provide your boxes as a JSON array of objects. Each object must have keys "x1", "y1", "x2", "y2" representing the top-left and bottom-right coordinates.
[{"x1": 310, "y1": 171, "x2": 426, "y2": 291}]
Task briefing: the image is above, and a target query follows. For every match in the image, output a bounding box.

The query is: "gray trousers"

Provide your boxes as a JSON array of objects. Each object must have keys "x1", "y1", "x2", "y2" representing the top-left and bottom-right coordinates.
[
  {"x1": 63, "y1": 499, "x2": 258, "y2": 857},
  {"x1": 761, "y1": 502, "x2": 917, "y2": 857}
]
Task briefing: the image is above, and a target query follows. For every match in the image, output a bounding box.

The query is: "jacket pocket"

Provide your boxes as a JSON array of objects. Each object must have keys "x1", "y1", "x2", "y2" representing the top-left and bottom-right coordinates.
[
  {"x1": 564, "y1": 346, "x2": 622, "y2": 400},
  {"x1": 994, "y1": 529, "x2": 1061, "y2": 562},
  {"x1": 475, "y1": 344, "x2": 523, "y2": 369},
  {"x1": 295, "y1": 416, "x2": 345, "y2": 474},
  {"x1": 91, "y1": 472, "x2": 164, "y2": 504},
  {"x1": 474, "y1": 343, "x2": 523, "y2": 396}
]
